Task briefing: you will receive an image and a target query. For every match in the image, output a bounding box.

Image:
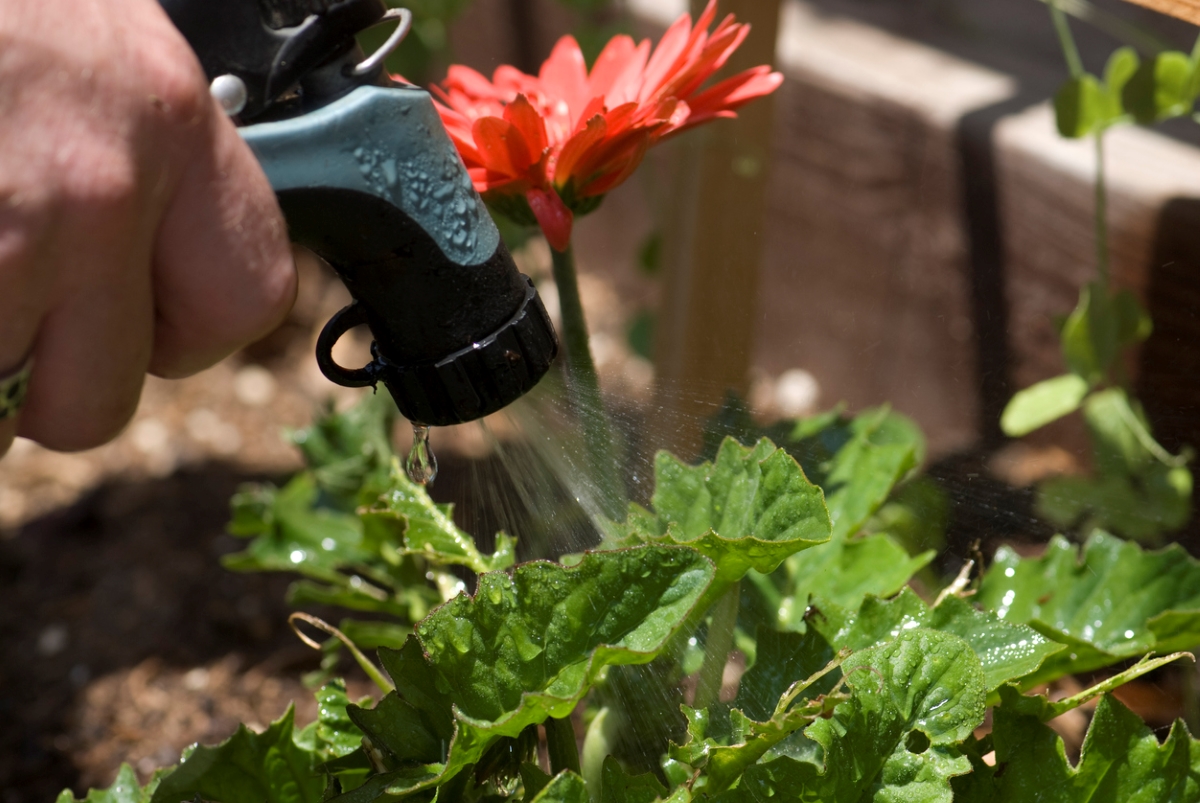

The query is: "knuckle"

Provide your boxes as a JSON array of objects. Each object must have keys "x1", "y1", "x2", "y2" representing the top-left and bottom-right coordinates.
[{"x1": 136, "y1": 42, "x2": 211, "y2": 128}]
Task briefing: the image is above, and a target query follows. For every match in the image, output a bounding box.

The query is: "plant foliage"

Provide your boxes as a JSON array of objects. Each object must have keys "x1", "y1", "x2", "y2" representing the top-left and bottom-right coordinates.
[{"x1": 58, "y1": 395, "x2": 1200, "y2": 803}]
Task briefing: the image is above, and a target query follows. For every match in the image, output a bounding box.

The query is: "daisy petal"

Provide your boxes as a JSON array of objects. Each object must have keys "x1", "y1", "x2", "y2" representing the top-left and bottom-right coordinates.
[
  {"x1": 539, "y1": 36, "x2": 590, "y2": 119},
  {"x1": 473, "y1": 116, "x2": 534, "y2": 176}
]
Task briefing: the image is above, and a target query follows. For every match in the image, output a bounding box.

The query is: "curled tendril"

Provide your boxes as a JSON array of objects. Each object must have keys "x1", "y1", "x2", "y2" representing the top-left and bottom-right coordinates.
[{"x1": 288, "y1": 612, "x2": 395, "y2": 694}]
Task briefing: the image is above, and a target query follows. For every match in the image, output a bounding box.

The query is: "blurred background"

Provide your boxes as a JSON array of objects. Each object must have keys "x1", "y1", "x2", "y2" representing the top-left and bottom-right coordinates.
[{"x1": 5, "y1": 0, "x2": 1200, "y2": 798}]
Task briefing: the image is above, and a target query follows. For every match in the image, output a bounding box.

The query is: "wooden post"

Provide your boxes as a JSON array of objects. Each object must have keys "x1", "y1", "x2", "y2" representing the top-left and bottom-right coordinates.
[
  {"x1": 652, "y1": 0, "x2": 781, "y2": 458},
  {"x1": 1119, "y1": 0, "x2": 1200, "y2": 25}
]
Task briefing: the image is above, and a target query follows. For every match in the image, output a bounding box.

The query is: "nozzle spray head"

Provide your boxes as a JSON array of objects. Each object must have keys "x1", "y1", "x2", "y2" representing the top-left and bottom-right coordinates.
[{"x1": 161, "y1": 0, "x2": 559, "y2": 426}]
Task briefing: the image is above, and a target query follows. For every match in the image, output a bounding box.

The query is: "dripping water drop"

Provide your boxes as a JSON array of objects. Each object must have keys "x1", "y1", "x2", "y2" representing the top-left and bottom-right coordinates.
[{"x1": 406, "y1": 424, "x2": 438, "y2": 485}]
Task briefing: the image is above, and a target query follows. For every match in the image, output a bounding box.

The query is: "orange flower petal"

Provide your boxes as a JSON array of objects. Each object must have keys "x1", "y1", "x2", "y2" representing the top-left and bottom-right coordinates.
[
  {"x1": 526, "y1": 187, "x2": 574, "y2": 251},
  {"x1": 639, "y1": 10, "x2": 695, "y2": 101},
  {"x1": 588, "y1": 35, "x2": 639, "y2": 100},
  {"x1": 555, "y1": 114, "x2": 608, "y2": 183},
  {"x1": 682, "y1": 66, "x2": 782, "y2": 127},
  {"x1": 432, "y1": 0, "x2": 780, "y2": 201},
  {"x1": 504, "y1": 94, "x2": 550, "y2": 155},
  {"x1": 472, "y1": 116, "x2": 534, "y2": 176},
  {"x1": 539, "y1": 36, "x2": 590, "y2": 121}
]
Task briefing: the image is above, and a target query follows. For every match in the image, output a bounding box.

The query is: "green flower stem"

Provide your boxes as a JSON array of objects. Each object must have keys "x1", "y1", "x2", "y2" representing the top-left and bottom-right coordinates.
[
  {"x1": 694, "y1": 582, "x2": 740, "y2": 711},
  {"x1": 1049, "y1": 0, "x2": 1084, "y2": 79},
  {"x1": 545, "y1": 715, "x2": 582, "y2": 775},
  {"x1": 550, "y1": 243, "x2": 624, "y2": 519}
]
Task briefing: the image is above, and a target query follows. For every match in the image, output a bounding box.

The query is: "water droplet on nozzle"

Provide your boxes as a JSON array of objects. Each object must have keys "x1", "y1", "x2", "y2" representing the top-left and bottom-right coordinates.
[{"x1": 406, "y1": 424, "x2": 438, "y2": 485}]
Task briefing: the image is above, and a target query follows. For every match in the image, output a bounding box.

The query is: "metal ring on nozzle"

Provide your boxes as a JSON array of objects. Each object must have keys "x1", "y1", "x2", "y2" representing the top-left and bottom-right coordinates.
[{"x1": 350, "y1": 7, "x2": 413, "y2": 77}]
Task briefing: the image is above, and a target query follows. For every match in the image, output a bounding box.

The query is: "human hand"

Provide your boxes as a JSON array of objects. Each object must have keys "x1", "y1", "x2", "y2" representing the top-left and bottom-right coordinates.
[{"x1": 0, "y1": 0, "x2": 297, "y2": 457}]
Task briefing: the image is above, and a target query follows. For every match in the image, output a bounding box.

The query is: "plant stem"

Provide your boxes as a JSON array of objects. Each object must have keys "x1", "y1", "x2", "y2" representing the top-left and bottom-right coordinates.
[
  {"x1": 1049, "y1": 0, "x2": 1085, "y2": 78},
  {"x1": 288, "y1": 612, "x2": 394, "y2": 694},
  {"x1": 694, "y1": 582, "x2": 740, "y2": 711},
  {"x1": 1094, "y1": 132, "x2": 1110, "y2": 288},
  {"x1": 550, "y1": 243, "x2": 624, "y2": 519},
  {"x1": 545, "y1": 715, "x2": 581, "y2": 775},
  {"x1": 580, "y1": 707, "x2": 614, "y2": 802}
]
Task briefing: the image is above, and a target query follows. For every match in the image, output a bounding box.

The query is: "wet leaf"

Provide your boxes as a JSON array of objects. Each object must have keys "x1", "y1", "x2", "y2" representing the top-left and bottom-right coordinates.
[
  {"x1": 294, "y1": 680, "x2": 367, "y2": 761},
  {"x1": 977, "y1": 531, "x2": 1200, "y2": 685},
  {"x1": 530, "y1": 771, "x2": 590, "y2": 802},
  {"x1": 224, "y1": 473, "x2": 371, "y2": 583},
  {"x1": 955, "y1": 688, "x2": 1200, "y2": 801},
  {"x1": 721, "y1": 629, "x2": 986, "y2": 803},
  {"x1": 792, "y1": 408, "x2": 924, "y2": 541},
  {"x1": 148, "y1": 707, "x2": 326, "y2": 803},
  {"x1": 419, "y1": 547, "x2": 712, "y2": 727},
  {"x1": 671, "y1": 644, "x2": 847, "y2": 795},
  {"x1": 288, "y1": 391, "x2": 397, "y2": 507},
  {"x1": 617, "y1": 437, "x2": 830, "y2": 585},
  {"x1": 601, "y1": 755, "x2": 667, "y2": 803},
  {"x1": 57, "y1": 764, "x2": 164, "y2": 803},
  {"x1": 1000, "y1": 374, "x2": 1089, "y2": 437},
  {"x1": 367, "y1": 462, "x2": 516, "y2": 574},
  {"x1": 735, "y1": 628, "x2": 838, "y2": 722},
  {"x1": 780, "y1": 532, "x2": 934, "y2": 620},
  {"x1": 343, "y1": 548, "x2": 714, "y2": 798},
  {"x1": 812, "y1": 588, "x2": 1062, "y2": 696}
]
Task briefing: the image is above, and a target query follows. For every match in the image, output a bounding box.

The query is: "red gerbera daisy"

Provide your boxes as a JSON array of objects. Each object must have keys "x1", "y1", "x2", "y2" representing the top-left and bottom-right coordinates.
[{"x1": 430, "y1": 0, "x2": 783, "y2": 251}]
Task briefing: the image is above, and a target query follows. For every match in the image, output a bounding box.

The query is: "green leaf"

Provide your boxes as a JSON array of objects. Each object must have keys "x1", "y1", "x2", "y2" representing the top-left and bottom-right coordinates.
[
  {"x1": 419, "y1": 547, "x2": 712, "y2": 728},
  {"x1": 812, "y1": 588, "x2": 1062, "y2": 696},
  {"x1": 1101, "y1": 46, "x2": 1140, "y2": 123},
  {"x1": 977, "y1": 531, "x2": 1200, "y2": 685},
  {"x1": 148, "y1": 706, "x2": 325, "y2": 803},
  {"x1": 617, "y1": 438, "x2": 831, "y2": 585},
  {"x1": 672, "y1": 647, "x2": 847, "y2": 795},
  {"x1": 289, "y1": 391, "x2": 397, "y2": 506},
  {"x1": 723, "y1": 629, "x2": 986, "y2": 803},
  {"x1": 1113, "y1": 289, "x2": 1153, "y2": 346},
  {"x1": 780, "y1": 532, "x2": 933, "y2": 619},
  {"x1": 57, "y1": 764, "x2": 164, "y2": 803},
  {"x1": 224, "y1": 473, "x2": 370, "y2": 583},
  {"x1": 864, "y1": 477, "x2": 948, "y2": 559},
  {"x1": 1000, "y1": 374, "x2": 1089, "y2": 437},
  {"x1": 601, "y1": 756, "x2": 667, "y2": 803},
  {"x1": 294, "y1": 681, "x2": 366, "y2": 761},
  {"x1": 735, "y1": 628, "x2": 837, "y2": 722},
  {"x1": 808, "y1": 409, "x2": 923, "y2": 541},
  {"x1": 957, "y1": 687, "x2": 1200, "y2": 801},
  {"x1": 345, "y1": 548, "x2": 714, "y2": 799},
  {"x1": 1085, "y1": 388, "x2": 1157, "y2": 477},
  {"x1": 1037, "y1": 468, "x2": 1192, "y2": 542},
  {"x1": 1055, "y1": 74, "x2": 1106, "y2": 137},
  {"x1": 1061, "y1": 282, "x2": 1119, "y2": 384},
  {"x1": 1123, "y1": 50, "x2": 1197, "y2": 124},
  {"x1": 368, "y1": 464, "x2": 516, "y2": 574},
  {"x1": 530, "y1": 771, "x2": 590, "y2": 803}
]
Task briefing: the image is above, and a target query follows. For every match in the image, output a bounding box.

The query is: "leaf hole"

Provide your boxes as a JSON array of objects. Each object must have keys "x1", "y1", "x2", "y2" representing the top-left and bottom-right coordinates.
[{"x1": 905, "y1": 730, "x2": 931, "y2": 754}]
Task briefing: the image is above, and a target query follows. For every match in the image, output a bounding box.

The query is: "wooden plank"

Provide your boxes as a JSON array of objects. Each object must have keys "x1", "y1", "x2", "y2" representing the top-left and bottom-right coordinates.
[
  {"x1": 753, "y1": 1, "x2": 1015, "y2": 456},
  {"x1": 648, "y1": 0, "x2": 782, "y2": 458},
  {"x1": 1120, "y1": 0, "x2": 1200, "y2": 26}
]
